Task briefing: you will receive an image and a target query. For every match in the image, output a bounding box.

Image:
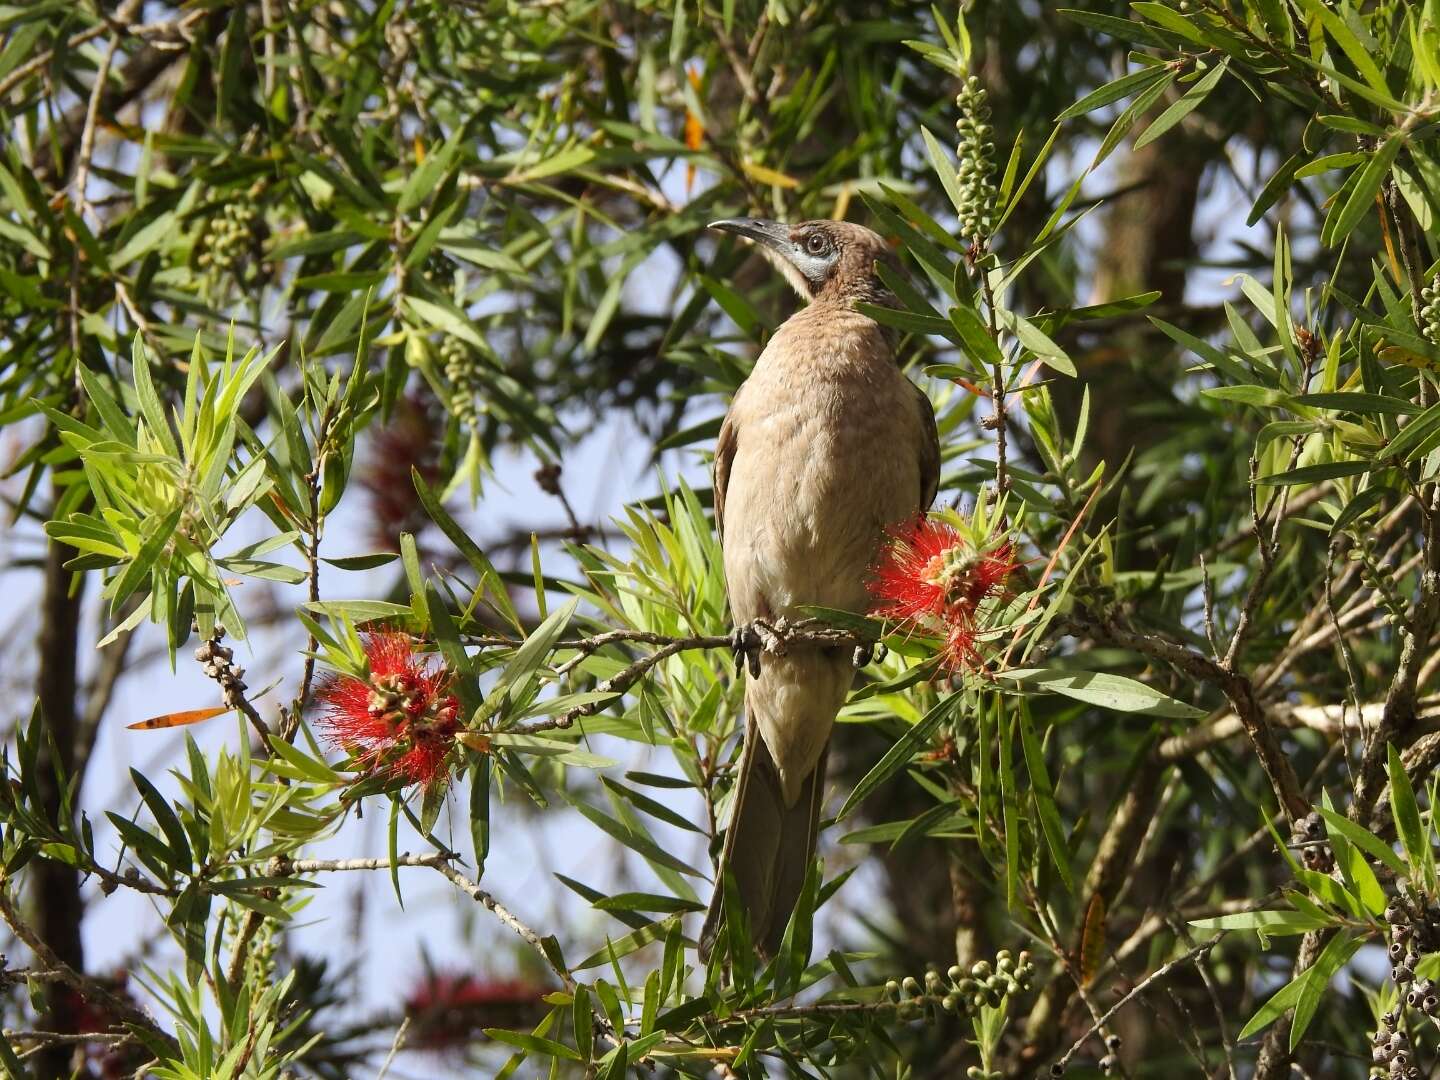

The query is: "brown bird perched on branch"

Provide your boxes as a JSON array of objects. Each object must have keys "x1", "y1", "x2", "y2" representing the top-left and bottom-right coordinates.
[{"x1": 700, "y1": 219, "x2": 940, "y2": 960}]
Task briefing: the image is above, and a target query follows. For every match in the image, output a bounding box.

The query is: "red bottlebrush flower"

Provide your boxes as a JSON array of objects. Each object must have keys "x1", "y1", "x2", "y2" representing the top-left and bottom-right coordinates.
[
  {"x1": 867, "y1": 515, "x2": 1019, "y2": 672},
  {"x1": 314, "y1": 632, "x2": 460, "y2": 786},
  {"x1": 404, "y1": 970, "x2": 546, "y2": 1051}
]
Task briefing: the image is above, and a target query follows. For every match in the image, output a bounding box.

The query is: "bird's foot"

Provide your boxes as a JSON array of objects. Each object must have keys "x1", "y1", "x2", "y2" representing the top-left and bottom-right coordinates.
[
  {"x1": 731, "y1": 617, "x2": 790, "y2": 678},
  {"x1": 731, "y1": 624, "x2": 761, "y2": 678},
  {"x1": 852, "y1": 640, "x2": 887, "y2": 669}
]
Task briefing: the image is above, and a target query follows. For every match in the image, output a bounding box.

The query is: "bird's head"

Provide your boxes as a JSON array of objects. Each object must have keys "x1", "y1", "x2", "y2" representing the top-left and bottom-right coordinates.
[{"x1": 707, "y1": 219, "x2": 902, "y2": 307}]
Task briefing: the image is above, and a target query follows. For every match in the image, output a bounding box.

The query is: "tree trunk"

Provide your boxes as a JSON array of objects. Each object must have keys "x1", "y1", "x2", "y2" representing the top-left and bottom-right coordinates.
[{"x1": 34, "y1": 536, "x2": 87, "y2": 1076}]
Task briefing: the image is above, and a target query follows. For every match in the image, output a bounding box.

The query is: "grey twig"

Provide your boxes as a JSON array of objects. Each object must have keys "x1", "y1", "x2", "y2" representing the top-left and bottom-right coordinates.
[
  {"x1": 286, "y1": 853, "x2": 453, "y2": 873},
  {"x1": 194, "y1": 629, "x2": 270, "y2": 743},
  {"x1": 1052, "y1": 939, "x2": 1221, "y2": 1073},
  {"x1": 432, "y1": 862, "x2": 575, "y2": 990},
  {"x1": 510, "y1": 619, "x2": 863, "y2": 736},
  {"x1": 73, "y1": 35, "x2": 118, "y2": 223},
  {"x1": 375, "y1": 1015, "x2": 410, "y2": 1080},
  {"x1": 0, "y1": 885, "x2": 178, "y2": 1055}
]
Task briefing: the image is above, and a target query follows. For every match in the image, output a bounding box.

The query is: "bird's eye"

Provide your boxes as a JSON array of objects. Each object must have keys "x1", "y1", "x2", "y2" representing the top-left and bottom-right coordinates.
[{"x1": 805, "y1": 233, "x2": 829, "y2": 256}]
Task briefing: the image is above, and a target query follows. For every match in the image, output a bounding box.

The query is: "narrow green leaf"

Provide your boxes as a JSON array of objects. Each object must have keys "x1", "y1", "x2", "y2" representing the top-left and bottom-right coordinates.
[
  {"x1": 1312, "y1": 806, "x2": 1405, "y2": 877},
  {"x1": 129, "y1": 769, "x2": 192, "y2": 870},
  {"x1": 1189, "y1": 909, "x2": 1332, "y2": 934},
  {"x1": 1389, "y1": 743, "x2": 1433, "y2": 890},
  {"x1": 1254, "y1": 460, "x2": 1373, "y2": 485},
  {"x1": 997, "y1": 310, "x2": 1076, "y2": 376},
  {"x1": 573, "y1": 916, "x2": 678, "y2": 970},
  {"x1": 483, "y1": 1028, "x2": 583, "y2": 1061},
  {"x1": 1382, "y1": 401, "x2": 1440, "y2": 461},
  {"x1": 1019, "y1": 707, "x2": 1073, "y2": 891},
  {"x1": 1291, "y1": 392, "x2": 1418, "y2": 415},
  {"x1": 836, "y1": 694, "x2": 959, "y2": 821},
  {"x1": 1322, "y1": 135, "x2": 1400, "y2": 248},
  {"x1": 1000, "y1": 668, "x2": 1204, "y2": 718},
  {"x1": 920, "y1": 127, "x2": 967, "y2": 218},
  {"x1": 1133, "y1": 60, "x2": 1228, "y2": 149},
  {"x1": 1289, "y1": 932, "x2": 1363, "y2": 1049},
  {"x1": 949, "y1": 304, "x2": 1004, "y2": 367},
  {"x1": 1056, "y1": 66, "x2": 1169, "y2": 120}
]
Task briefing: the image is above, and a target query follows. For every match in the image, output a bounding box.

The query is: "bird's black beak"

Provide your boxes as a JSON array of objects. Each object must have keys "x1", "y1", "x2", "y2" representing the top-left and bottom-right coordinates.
[
  {"x1": 708, "y1": 218, "x2": 823, "y2": 300},
  {"x1": 708, "y1": 218, "x2": 793, "y2": 256}
]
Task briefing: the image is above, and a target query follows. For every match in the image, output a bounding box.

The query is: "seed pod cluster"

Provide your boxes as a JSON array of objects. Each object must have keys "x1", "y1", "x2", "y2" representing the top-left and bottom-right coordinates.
[
  {"x1": 1421, "y1": 274, "x2": 1440, "y2": 347},
  {"x1": 195, "y1": 627, "x2": 247, "y2": 711},
  {"x1": 1386, "y1": 895, "x2": 1440, "y2": 991},
  {"x1": 1370, "y1": 893, "x2": 1440, "y2": 1076},
  {"x1": 1290, "y1": 810, "x2": 1334, "y2": 873},
  {"x1": 1370, "y1": 1007, "x2": 1419, "y2": 1078},
  {"x1": 883, "y1": 949, "x2": 1036, "y2": 1033},
  {"x1": 1348, "y1": 535, "x2": 1408, "y2": 628},
  {"x1": 954, "y1": 75, "x2": 997, "y2": 243},
  {"x1": 439, "y1": 335, "x2": 483, "y2": 431},
  {"x1": 195, "y1": 194, "x2": 267, "y2": 291}
]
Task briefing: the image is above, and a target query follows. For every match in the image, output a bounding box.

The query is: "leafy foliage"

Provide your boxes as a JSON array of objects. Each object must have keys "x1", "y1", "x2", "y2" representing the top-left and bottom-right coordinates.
[{"x1": 2, "y1": 0, "x2": 1440, "y2": 1077}]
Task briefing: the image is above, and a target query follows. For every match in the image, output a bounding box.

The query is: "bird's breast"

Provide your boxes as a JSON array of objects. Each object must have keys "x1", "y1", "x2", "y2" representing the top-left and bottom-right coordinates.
[{"x1": 723, "y1": 340, "x2": 925, "y2": 622}]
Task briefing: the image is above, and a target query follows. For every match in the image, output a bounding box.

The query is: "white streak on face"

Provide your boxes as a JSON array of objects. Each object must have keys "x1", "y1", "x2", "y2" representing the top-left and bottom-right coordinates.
[
  {"x1": 755, "y1": 242, "x2": 835, "y2": 300},
  {"x1": 757, "y1": 244, "x2": 816, "y2": 299}
]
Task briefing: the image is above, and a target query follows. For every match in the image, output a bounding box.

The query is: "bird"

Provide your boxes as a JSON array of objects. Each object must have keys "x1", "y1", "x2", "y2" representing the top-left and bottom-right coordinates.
[{"x1": 700, "y1": 218, "x2": 940, "y2": 960}]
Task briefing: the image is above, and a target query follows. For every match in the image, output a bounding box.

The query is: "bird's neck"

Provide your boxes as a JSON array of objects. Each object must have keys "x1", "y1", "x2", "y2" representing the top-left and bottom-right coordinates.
[
  {"x1": 814, "y1": 279, "x2": 897, "y2": 309},
  {"x1": 804, "y1": 285, "x2": 903, "y2": 354},
  {"x1": 767, "y1": 303, "x2": 899, "y2": 379}
]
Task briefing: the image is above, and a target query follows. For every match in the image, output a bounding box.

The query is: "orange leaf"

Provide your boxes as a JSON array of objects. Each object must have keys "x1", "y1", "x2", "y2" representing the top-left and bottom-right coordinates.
[
  {"x1": 684, "y1": 64, "x2": 705, "y2": 195},
  {"x1": 684, "y1": 114, "x2": 704, "y2": 151},
  {"x1": 127, "y1": 706, "x2": 230, "y2": 731},
  {"x1": 954, "y1": 377, "x2": 991, "y2": 399},
  {"x1": 1079, "y1": 893, "x2": 1107, "y2": 987}
]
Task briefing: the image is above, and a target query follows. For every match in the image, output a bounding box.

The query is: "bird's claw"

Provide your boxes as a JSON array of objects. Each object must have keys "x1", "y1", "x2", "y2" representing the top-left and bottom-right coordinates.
[
  {"x1": 851, "y1": 640, "x2": 887, "y2": 669},
  {"x1": 731, "y1": 624, "x2": 761, "y2": 679},
  {"x1": 731, "y1": 618, "x2": 789, "y2": 679}
]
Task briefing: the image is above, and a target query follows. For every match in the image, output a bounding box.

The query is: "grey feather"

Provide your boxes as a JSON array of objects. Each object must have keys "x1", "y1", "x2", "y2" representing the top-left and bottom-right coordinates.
[{"x1": 700, "y1": 719, "x2": 827, "y2": 961}]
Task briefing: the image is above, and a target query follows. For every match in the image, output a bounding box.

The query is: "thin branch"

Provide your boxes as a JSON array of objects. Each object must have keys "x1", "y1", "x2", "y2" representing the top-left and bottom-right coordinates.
[
  {"x1": 534, "y1": 462, "x2": 597, "y2": 544},
  {"x1": 1052, "y1": 939, "x2": 1221, "y2": 1073},
  {"x1": 432, "y1": 862, "x2": 575, "y2": 991},
  {"x1": 286, "y1": 853, "x2": 453, "y2": 873},
  {"x1": 1157, "y1": 697, "x2": 1440, "y2": 762},
  {"x1": 287, "y1": 403, "x2": 336, "y2": 741},
  {"x1": 375, "y1": 1015, "x2": 409, "y2": 1080},
  {"x1": 1070, "y1": 608, "x2": 1308, "y2": 821},
  {"x1": 194, "y1": 631, "x2": 270, "y2": 744},
  {"x1": 0, "y1": 884, "x2": 178, "y2": 1055},
  {"x1": 509, "y1": 619, "x2": 863, "y2": 735},
  {"x1": 73, "y1": 34, "x2": 118, "y2": 224}
]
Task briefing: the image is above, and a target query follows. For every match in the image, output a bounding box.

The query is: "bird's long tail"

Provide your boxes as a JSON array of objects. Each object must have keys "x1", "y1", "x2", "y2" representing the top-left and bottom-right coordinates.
[{"x1": 699, "y1": 718, "x2": 828, "y2": 962}]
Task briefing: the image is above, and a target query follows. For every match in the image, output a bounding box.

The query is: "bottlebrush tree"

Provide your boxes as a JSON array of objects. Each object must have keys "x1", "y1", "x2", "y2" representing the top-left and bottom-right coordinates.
[{"x1": 1, "y1": 1, "x2": 1439, "y2": 1077}]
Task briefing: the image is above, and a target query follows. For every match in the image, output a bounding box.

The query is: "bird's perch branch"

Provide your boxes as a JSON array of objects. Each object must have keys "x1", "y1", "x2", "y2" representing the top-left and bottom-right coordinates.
[{"x1": 494, "y1": 619, "x2": 867, "y2": 736}]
